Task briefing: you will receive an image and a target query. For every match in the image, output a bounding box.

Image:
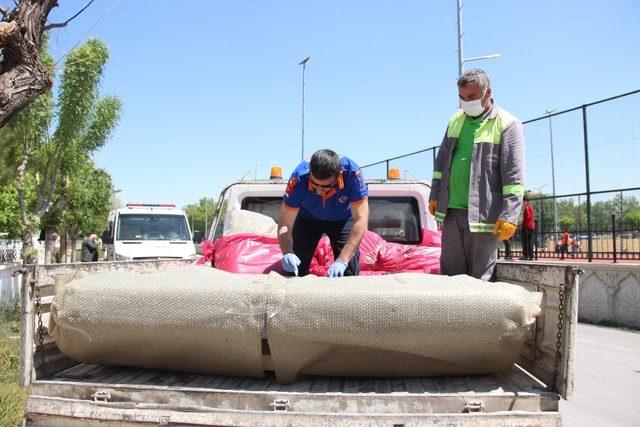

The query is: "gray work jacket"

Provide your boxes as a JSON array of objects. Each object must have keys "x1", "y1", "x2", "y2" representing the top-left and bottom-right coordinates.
[{"x1": 429, "y1": 102, "x2": 525, "y2": 232}]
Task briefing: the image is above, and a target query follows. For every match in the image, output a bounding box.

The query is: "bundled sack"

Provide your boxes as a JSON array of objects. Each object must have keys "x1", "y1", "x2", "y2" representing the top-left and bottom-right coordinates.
[
  {"x1": 50, "y1": 267, "x2": 280, "y2": 377},
  {"x1": 51, "y1": 266, "x2": 541, "y2": 383},
  {"x1": 225, "y1": 209, "x2": 278, "y2": 237}
]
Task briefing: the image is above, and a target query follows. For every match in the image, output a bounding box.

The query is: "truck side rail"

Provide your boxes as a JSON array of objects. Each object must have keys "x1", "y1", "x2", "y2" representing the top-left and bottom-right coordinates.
[{"x1": 495, "y1": 262, "x2": 581, "y2": 400}]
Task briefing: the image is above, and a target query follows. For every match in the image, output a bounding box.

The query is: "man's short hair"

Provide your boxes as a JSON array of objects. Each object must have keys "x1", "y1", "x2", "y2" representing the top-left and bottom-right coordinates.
[
  {"x1": 310, "y1": 149, "x2": 341, "y2": 180},
  {"x1": 457, "y1": 69, "x2": 490, "y2": 91}
]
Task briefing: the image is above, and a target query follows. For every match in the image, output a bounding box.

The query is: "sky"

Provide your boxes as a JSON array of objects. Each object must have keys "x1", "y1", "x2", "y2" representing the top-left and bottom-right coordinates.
[{"x1": 31, "y1": 0, "x2": 640, "y2": 208}]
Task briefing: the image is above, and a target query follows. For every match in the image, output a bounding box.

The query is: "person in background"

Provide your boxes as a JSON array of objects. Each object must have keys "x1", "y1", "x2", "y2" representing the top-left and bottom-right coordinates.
[
  {"x1": 81, "y1": 234, "x2": 101, "y2": 262},
  {"x1": 560, "y1": 230, "x2": 570, "y2": 260},
  {"x1": 520, "y1": 194, "x2": 536, "y2": 260},
  {"x1": 503, "y1": 238, "x2": 513, "y2": 260},
  {"x1": 571, "y1": 236, "x2": 581, "y2": 258}
]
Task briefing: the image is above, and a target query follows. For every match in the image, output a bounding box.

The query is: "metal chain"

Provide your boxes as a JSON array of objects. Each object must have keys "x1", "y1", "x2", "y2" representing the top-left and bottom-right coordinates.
[
  {"x1": 34, "y1": 279, "x2": 46, "y2": 377},
  {"x1": 552, "y1": 285, "x2": 565, "y2": 391}
]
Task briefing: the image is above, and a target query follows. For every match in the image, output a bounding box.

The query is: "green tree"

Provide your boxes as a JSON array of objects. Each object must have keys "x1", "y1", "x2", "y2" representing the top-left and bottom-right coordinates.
[
  {"x1": 0, "y1": 38, "x2": 122, "y2": 263},
  {"x1": 623, "y1": 209, "x2": 640, "y2": 228},
  {"x1": 558, "y1": 216, "x2": 575, "y2": 231},
  {"x1": 184, "y1": 197, "x2": 217, "y2": 238}
]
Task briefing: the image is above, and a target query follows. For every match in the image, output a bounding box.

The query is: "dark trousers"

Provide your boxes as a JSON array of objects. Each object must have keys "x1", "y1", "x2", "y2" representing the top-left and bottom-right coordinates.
[
  {"x1": 503, "y1": 239, "x2": 512, "y2": 259},
  {"x1": 521, "y1": 229, "x2": 534, "y2": 259},
  {"x1": 292, "y1": 212, "x2": 360, "y2": 276}
]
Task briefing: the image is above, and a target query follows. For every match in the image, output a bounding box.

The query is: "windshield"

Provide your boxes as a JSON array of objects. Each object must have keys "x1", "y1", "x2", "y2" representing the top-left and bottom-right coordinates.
[
  {"x1": 240, "y1": 196, "x2": 422, "y2": 244},
  {"x1": 116, "y1": 214, "x2": 191, "y2": 241}
]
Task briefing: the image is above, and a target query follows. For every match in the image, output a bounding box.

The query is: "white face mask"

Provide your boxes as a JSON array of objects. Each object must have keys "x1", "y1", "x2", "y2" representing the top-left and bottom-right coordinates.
[{"x1": 461, "y1": 89, "x2": 487, "y2": 117}]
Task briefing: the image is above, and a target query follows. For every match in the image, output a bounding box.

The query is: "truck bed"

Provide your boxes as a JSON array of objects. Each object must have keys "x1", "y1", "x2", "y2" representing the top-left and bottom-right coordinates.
[
  {"x1": 27, "y1": 362, "x2": 559, "y2": 426},
  {"x1": 21, "y1": 260, "x2": 578, "y2": 426}
]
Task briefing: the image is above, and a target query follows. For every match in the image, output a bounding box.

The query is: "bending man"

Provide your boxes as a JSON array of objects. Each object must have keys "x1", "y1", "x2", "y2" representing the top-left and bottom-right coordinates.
[{"x1": 278, "y1": 149, "x2": 369, "y2": 277}]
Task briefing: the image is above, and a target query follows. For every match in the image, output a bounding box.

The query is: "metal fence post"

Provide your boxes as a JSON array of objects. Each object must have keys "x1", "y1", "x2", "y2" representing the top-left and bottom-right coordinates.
[
  {"x1": 612, "y1": 214, "x2": 617, "y2": 263},
  {"x1": 582, "y1": 105, "x2": 593, "y2": 262}
]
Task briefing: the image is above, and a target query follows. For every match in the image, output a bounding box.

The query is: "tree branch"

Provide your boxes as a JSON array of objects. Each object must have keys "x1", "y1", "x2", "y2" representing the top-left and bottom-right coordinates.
[
  {"x1": 44, "y1": 0, "x2": 95, "y2": 31},
  {"x1": 0, "y1": 6, "x2": 8, "y2": 17}
]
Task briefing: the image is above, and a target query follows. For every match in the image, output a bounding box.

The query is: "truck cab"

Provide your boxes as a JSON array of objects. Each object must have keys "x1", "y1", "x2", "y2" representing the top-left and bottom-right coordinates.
[{"x1": 101, "y1": 203, "x2": 197, "y2": 261}]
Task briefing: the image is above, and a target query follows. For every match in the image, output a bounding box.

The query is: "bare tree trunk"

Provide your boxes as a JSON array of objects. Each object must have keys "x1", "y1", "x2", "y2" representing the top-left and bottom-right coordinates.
[
  {"x1": 44, "y1": 228, "x2": 56, "y2": 264},
  {"x1": 71, "y1": 235, "x2": 78, "y2": 263},
  {"x1": 21, "y1": 228, "x2": 36, "y2": 264},
  {"x1": 0, "y1": 0, "x2": 58, "y2": 129},
  {"x1": 64, "y1": 230, "x2": 73, "y2": 264}
]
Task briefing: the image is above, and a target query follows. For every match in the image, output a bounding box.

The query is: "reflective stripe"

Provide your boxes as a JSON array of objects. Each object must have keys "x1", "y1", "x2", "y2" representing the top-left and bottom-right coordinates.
[
  {"x1": 472, "y1": 108, "x2": 517, "y2": 144},
  {"x1": 435, "y1": 211, "x2": 446, "y2": 222},
  {"x1": 432, "y1": 171, "x2": 442, "y2": 180},
  {"x1": 503, "y1": 184, "x2": 524, "y2": 196},
  {"x1": 474, "y1": 117, "x2": 502, "y2": 144},
  {"x1": 446, "y1": 112, "x2": 466, "y2": 138},
  {"x1": 469, "y1": 222, "x2": 496, "y2": 233}
]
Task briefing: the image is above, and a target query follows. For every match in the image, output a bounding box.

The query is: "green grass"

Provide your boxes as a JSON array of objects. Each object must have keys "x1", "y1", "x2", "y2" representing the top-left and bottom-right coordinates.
[{"x1": 0, "y1": 304, "x2": 27, "y2": 427}]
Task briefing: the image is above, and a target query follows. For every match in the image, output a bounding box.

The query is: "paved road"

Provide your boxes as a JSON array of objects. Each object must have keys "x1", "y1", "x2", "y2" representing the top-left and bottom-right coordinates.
[{"x1": 560, "y1": 323, "x2": 640, "y2": 427}]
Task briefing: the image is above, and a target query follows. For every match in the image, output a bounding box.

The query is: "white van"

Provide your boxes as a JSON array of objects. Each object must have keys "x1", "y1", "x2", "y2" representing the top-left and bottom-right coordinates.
[{"x1": 102, "y1": 203, "x2": 197, "y2": 261}]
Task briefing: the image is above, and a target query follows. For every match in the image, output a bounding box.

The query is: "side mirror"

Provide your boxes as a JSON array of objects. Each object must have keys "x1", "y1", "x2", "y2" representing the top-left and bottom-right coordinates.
[
  {"x1": 193, "y1": 230, "x2": 203, "y2": 244},
  {"x1": 101, "y1": 229, "x2": 113, "y2": 244}
]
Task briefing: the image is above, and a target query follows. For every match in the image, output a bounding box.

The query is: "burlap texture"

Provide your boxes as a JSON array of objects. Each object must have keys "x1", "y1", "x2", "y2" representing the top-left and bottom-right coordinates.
[
  {"x1": 51, "y1": 267, "x2": 541, "y2": 383},
  {"x1": 267, "y1": 273, "x2": 542, "y2": 383},
  {"x1": 50, "y1": 266, "x2": 281, "y2": 377}
]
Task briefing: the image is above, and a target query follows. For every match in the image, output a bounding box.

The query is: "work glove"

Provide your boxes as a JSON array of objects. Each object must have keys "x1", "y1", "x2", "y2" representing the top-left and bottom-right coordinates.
[
  {"x1": 428, "y1": 200, "x2": 438, "y2": 216},
  {"x1": 327, "y1": 259, "x2": 348, "y2": 278},
  {"x1": 282, "y1": 253, "x2": 301, "y2": 275},
  {"x1": 493, "y1": 220, "x2": 517, "y2": 241}
]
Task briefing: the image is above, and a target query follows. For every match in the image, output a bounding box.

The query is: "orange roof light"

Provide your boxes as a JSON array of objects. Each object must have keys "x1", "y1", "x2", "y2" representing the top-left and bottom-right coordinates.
[
  {"x1": 270, "y1": 166, "x2": 283, "y2": 180},
  {"x1": 388, "y1": 168, "x2": 401, "y2": 180}
]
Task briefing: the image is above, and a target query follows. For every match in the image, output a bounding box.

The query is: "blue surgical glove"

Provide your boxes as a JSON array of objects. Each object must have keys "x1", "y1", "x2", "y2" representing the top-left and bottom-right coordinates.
[
  {"x1": 327, "y1": 259, "x2": 348, "y2": 278},
  {"x1": 282, "y1": 253, "x2": 301, "y2": 275}
]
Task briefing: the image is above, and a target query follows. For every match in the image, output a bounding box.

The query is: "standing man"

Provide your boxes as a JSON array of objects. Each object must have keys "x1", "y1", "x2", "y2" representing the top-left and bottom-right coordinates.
[
  {"x1": 81, "y1": 234, "x2": 101, "y2": 262},
  {"x1": 428, "y1": 69, "x2": 525, "y2": 280},
  {"x1": 278, "y1": 149, "x2": 369, "y2": 277},
  {"x1": 520, "y1": 194, "x2": 536, "y2": 260}
]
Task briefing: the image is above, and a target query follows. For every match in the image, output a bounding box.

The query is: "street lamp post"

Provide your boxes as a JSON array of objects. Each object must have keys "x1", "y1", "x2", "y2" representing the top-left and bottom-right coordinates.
[
  {"x1": 299, "y1": 56, "x2": 310, "y2": 162},
  {"x1": 456, "y1": 0, "x2": 500, "y2": 77},
  {"x1": 545, "y1": 108, "x2": 559, "y2": 247}
]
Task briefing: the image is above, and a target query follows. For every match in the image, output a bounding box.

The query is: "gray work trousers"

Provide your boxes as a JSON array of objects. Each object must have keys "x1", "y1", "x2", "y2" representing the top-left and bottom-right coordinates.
[{"x1": 440, "y1": 209, "x2": 500, "y2": 281}]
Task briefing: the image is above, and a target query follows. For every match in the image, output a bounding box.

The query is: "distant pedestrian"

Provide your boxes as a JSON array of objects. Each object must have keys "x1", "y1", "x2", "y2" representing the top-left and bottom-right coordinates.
[
  {"x1": 503, "y1": 238, "x2": 513, "y2": 260},
  {"x1": 81, "y1": 234, "x2": 101, "y2": 262},
  {"x1": 520, "y1": 194, "x2": 536, "y2": 260},
  {"x1": 560, "y1": 230, "x2": 570, "y2": 260},
  {"x1": 571, "y1": 236, "x2": 581, "y2": 258}
]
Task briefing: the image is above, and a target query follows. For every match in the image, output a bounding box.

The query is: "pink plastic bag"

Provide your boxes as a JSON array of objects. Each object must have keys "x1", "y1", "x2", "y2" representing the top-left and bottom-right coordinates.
[{"x1": 201, "y1": 229, "x2": 441, "y2": 276}]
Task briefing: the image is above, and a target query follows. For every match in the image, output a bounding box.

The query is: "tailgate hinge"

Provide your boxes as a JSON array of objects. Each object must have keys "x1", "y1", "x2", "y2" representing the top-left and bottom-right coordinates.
[
  {"x1": 91, "y1": 390, "x2": 111, "y2": 403},
  {"x1": 463, "y1": 401, "x2": 484, "y2": 413},
  {"x1": 269, "y1": 399, "x2": 290, "y2": 411}
]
